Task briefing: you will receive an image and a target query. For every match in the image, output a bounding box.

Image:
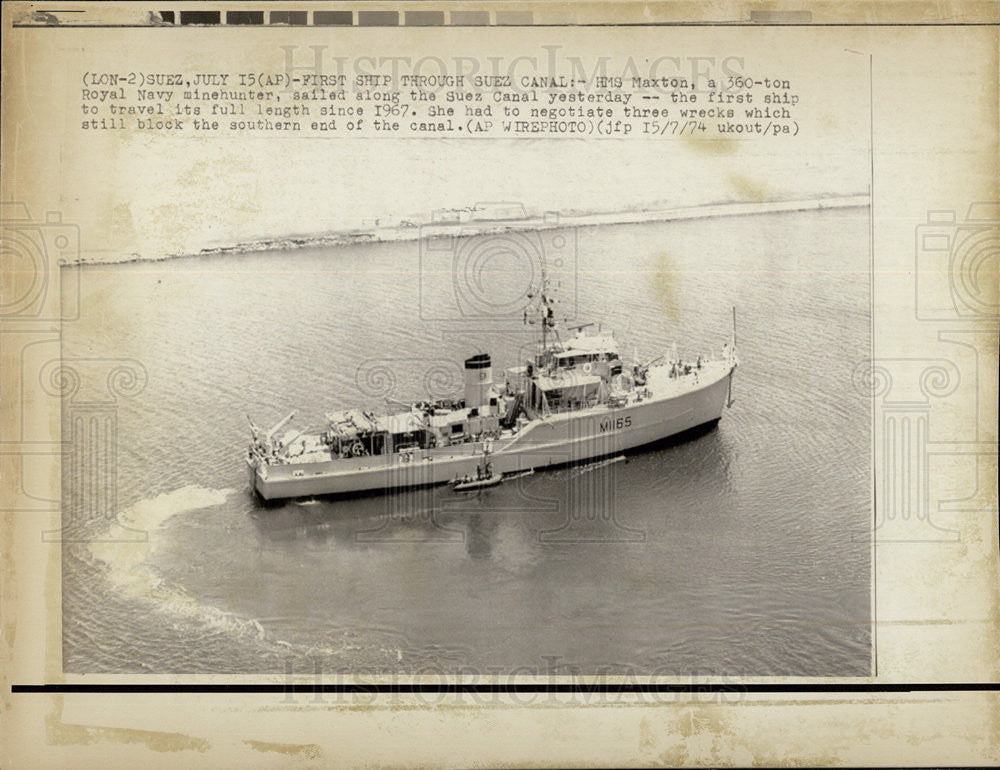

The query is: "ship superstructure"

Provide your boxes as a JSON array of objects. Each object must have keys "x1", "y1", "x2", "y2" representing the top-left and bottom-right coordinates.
[{"x1": 247, "y1": 278, "x2": 738, "y2": 500}]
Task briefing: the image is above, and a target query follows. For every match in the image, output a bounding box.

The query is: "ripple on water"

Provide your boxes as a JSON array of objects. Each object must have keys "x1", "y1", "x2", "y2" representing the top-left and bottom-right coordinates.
[{"x1": 63, "y1": 209, "x2": 872, "y2": 675}]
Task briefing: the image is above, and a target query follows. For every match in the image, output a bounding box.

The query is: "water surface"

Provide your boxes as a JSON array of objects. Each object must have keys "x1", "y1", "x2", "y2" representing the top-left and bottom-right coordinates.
[{"x1": 62, "y1": 208, "x2": 872, "y2": 676}]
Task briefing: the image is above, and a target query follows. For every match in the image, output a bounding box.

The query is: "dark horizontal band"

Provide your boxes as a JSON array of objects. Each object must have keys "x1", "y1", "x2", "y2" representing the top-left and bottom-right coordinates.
[
  {"x1": 464, "y1": 354, "x2": 491, "y2": 369},
  {"x1": 11, "y1": 682, "x2": 1000, "y2": 694}
]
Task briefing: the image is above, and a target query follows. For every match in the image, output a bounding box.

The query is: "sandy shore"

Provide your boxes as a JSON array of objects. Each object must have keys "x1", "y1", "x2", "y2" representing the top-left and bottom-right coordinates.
[{"x1": 75, "y1": 194, "x2": 869, "y2": 265}]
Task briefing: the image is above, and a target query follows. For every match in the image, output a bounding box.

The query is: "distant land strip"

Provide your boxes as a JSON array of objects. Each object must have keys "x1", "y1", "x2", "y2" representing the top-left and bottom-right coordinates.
[{"x1": 72, "y1": 194, "x2": 870, "y2": 265}]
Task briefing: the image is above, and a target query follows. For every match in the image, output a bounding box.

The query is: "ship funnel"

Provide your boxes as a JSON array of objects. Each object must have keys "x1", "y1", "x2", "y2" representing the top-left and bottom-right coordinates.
[{"x1": 464, "y1": 353, "x2": 493, "y2": 412}]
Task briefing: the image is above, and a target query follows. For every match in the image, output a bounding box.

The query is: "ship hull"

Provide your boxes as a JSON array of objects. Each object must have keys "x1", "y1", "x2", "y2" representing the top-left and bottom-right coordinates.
[{"x1": 250, "y1": 367, "x2": 733, "y2": 500}]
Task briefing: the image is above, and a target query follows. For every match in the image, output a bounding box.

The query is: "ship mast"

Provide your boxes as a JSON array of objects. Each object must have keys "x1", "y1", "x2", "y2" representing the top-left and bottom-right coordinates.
[
  {"x1": 727, "y1": 306, "x2": 737, "y2": 408},
  {"x1": 523, "y1": 258, "x2": 557, "y2": 354}
]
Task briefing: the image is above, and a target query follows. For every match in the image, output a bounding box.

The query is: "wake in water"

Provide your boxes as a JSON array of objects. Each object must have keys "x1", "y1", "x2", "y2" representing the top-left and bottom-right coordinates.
[
  {"x1": 83, "y1": 486, "x2": 271, "y2": 642},
  {"x1": 81, "y1": 485, "x2": 441, "y2": 663},
  {"x1": 88, "y1": 485, "x2": 234, "y2": 572},
  {"x1": 569, "y1": 455, "x2": 626, "y2": 478}
]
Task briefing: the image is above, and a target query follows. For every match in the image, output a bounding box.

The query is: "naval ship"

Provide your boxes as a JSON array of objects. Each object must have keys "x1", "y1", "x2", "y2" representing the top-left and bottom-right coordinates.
[{"x1": 246, "y1": 283, "x2": 738, "y2": 501}]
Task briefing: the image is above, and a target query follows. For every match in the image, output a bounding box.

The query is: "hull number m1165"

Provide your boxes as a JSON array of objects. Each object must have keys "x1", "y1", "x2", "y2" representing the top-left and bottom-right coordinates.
[{"x1": 599, "y1": 415, "x2": 632, "y2": 433}]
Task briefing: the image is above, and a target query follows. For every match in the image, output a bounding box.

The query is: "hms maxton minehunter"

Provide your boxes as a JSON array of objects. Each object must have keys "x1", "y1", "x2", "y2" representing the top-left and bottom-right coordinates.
[{"x1": 247, "y1": 275, "x2": 738, "y2": 501}]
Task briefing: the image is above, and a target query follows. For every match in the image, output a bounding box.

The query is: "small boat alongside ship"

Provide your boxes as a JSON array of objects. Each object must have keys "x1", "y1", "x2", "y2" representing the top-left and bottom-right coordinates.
[
  {"x1": 452, "y1": 471, "x2": 503, "y2": 493},
  {"x1": 451, "y1": 443, "x2": 502, "y2": 492},
  {"x1": 246, "y1": 274, "x2": 738, "y2": 501}
]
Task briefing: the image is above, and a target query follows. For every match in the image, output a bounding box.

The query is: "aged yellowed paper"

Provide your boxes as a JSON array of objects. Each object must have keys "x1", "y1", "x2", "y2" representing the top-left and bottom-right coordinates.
[{"x1": 2, "y1": 1, "x2": 998, "y2": 766}]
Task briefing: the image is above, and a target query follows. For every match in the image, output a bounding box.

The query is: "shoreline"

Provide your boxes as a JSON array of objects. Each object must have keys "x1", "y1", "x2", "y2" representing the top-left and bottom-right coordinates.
[{"x1": 74, "y1": 194, "x2": 869, "y2": 266}]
